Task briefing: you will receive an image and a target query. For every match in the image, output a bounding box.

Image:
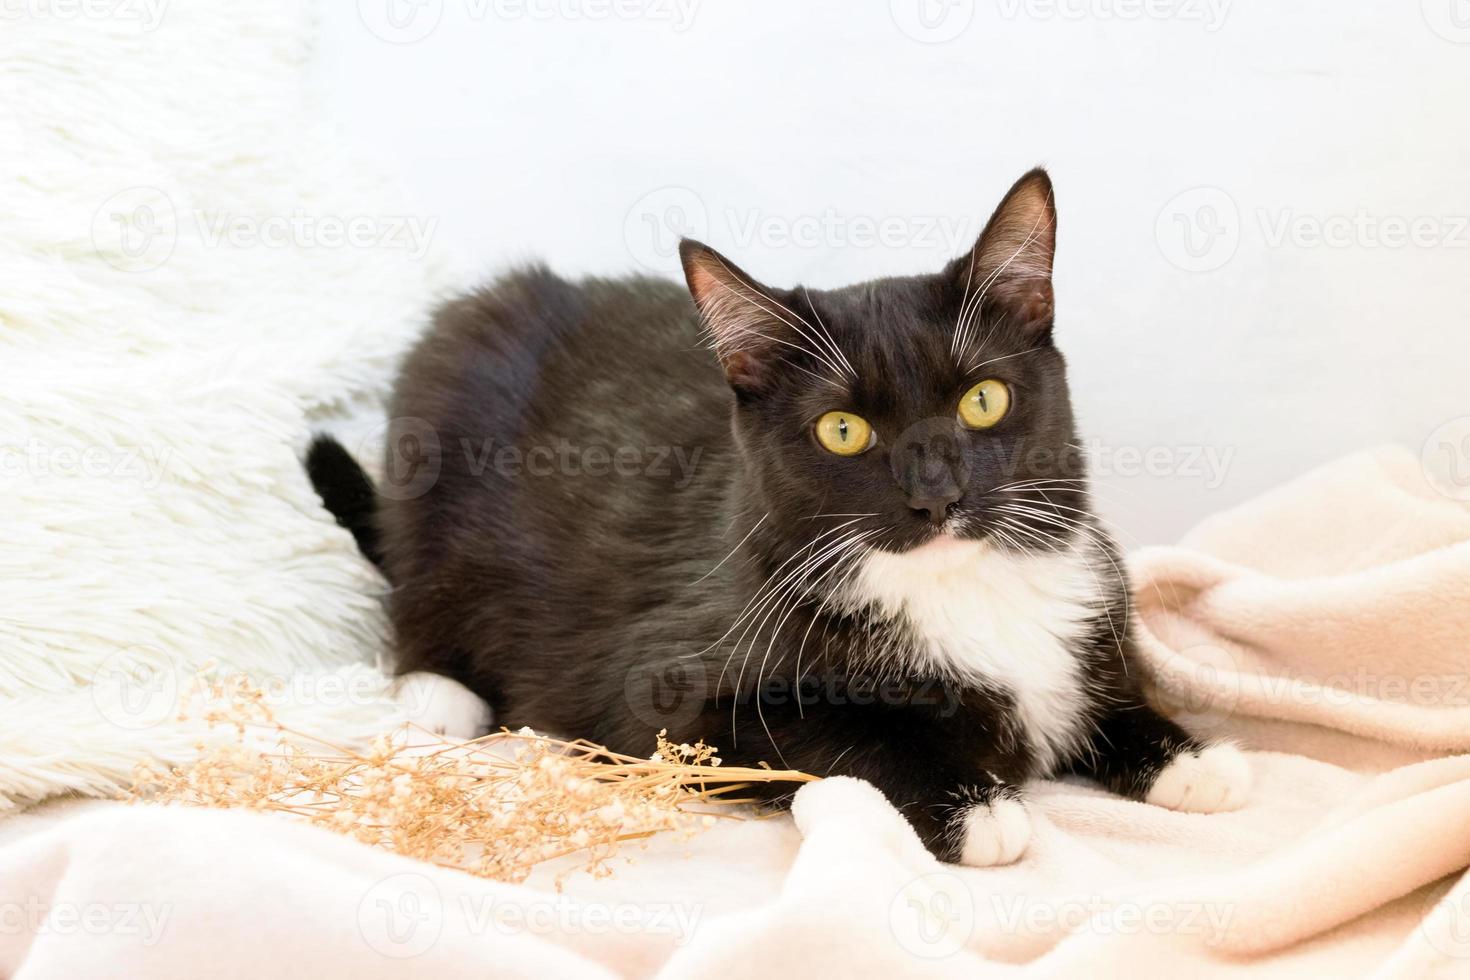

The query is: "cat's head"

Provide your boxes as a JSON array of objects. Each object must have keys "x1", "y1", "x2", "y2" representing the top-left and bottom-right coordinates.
[{"x1": 680, "y1": 168, "x2": 1089, "y2": 557}]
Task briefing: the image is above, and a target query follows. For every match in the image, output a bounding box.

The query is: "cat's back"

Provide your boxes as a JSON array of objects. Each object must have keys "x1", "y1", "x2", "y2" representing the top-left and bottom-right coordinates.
[
  {"x1": 383, "y1": 266, "x2": 731, "y2": 562},
  {"x1": 391, "y1": 266, "x2": 718, "y2": 435}
]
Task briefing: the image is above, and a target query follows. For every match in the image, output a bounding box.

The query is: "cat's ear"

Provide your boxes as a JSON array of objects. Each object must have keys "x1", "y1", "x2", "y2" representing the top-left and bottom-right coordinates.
[
  {"x1": 680, "y1": 239, "x2": 788, "y2": 394},
  {"x1": 951, "y1": 168, "x2": 1057, "y2": 333}
]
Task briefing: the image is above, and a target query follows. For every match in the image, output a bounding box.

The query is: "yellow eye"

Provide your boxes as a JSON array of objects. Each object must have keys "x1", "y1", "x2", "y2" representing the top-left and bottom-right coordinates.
[
  {"x1": 815, "y1": 411, "x2": 874, "y2": 456},
  {"x1": 958, "y1": 379, "x2": 1011, "y2": 429}
]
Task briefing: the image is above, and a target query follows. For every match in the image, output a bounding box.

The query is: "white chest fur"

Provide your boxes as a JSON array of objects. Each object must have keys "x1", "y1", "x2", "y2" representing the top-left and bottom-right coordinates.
[{"x1": 847, "y1": 536, "x2": 1104, "y2": 774}]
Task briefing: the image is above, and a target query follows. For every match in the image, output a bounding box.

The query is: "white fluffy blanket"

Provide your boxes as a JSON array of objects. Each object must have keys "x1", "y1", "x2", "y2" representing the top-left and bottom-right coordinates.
[
  {"x1": 5, "y1": 447, "x2": 1470, "y2": 978},
  {"x1": 0, "y1": 1, "x2": 443, "y2": 810}
]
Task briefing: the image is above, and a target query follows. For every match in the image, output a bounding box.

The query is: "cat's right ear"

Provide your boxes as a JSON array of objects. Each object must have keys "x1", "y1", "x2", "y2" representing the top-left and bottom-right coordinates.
[
  {"x1": 680, "y1": 239, "x2": 787, "y2": 395},
  {"x1": 948, "y1": 168, "x2": 1057, "y2": 336}
]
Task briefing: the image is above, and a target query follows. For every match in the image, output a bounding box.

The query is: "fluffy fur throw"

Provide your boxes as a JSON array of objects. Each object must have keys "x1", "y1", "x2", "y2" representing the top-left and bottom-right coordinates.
[{"x1": 0, "y1": 0, "x2": 444, "y2": 810}]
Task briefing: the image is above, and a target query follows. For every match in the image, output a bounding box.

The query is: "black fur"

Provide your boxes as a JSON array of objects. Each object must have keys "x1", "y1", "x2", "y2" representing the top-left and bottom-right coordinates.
[
  {"x1": 305, "y1": 435, "x2": 383, "y2": 567},
  {"x1": 308, "y1": 170, "x2": 1209, "y2": 861}
]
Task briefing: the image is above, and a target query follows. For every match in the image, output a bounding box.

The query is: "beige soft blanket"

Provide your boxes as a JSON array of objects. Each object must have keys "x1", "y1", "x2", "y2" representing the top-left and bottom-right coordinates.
[{"x1": 4, "y1": 446, "x2": 1468, "y2": 978}]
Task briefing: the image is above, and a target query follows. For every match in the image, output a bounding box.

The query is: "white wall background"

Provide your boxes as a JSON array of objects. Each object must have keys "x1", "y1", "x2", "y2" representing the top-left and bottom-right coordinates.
[{"x1": 311, "y1": 0, "x2": 1470, "y2": 544}]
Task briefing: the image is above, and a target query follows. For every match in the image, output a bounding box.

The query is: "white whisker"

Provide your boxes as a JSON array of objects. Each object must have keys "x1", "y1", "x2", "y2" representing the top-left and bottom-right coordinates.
[
  {"x1": 802, "y1": 286, "x2": 857, "y2": 379},
  {"x1": 689, "y1": 512, "x2": 767, "y2": 586},
  {"x1": 966, "y1": 344, "x2": 1047, "y2": 374},
  {"x1": 705, "y1": 255, "x2": 855, "y2": 382}
]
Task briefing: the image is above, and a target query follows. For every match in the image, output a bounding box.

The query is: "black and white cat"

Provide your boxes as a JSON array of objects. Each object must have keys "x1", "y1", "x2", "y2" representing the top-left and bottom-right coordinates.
[{"x1": 307, "y1": 169, "x2": 1249, "y2": 866}]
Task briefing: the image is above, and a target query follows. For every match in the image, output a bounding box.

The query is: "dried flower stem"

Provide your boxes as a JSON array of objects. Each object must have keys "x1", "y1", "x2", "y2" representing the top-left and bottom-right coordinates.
[{"x1": 126, "y1": 675, "x2": 817, "y2": 886}]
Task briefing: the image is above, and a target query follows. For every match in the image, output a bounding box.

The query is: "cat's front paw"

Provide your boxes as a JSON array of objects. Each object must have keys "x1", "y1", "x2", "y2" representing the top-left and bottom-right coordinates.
[
  {"x1": 958, "y1": 794, "x2": 1031, "y2": 867},
  {"x1": 394, "y1": 671, "x2": 494, "y2": 739},
  {"x1": 1145, "y1": 743, "x2": 1251, "y2": 813}
]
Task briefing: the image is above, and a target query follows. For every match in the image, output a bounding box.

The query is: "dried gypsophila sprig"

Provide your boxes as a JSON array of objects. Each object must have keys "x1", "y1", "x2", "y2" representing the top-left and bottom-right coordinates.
[{"x1": 125, "y1": 674, "x2": 818, "y2": 886}]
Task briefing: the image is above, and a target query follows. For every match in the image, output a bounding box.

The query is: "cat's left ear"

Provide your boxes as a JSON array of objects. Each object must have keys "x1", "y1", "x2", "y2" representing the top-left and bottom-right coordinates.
[
  {"x1": 949, "y1": 168, "x2": 1057, "y2": 334},
  {"x1": 680, "y1": 239, "x2": 790, "y2": 395}
]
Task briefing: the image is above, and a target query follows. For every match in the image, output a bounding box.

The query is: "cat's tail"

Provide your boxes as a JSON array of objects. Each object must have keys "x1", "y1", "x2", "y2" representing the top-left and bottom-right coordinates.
[{"x1": 305, "y1": 435, "x2": 386, "y2": 572}]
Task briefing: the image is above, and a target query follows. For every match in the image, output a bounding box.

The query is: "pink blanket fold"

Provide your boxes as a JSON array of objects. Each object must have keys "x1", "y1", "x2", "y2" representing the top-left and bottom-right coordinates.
[
  {"x1": 1134, "y1": 445, "x2": 1470, "y2": 767},
  {"x1": 3, "y1": 445, "x2": 1468, "y2": 978}
]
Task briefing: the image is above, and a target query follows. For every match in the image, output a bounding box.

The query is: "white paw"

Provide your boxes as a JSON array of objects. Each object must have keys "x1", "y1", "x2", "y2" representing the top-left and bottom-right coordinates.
[
  {"x1": 394, "y1": 672, "x2": 493, "y2": 739},
  {"x1": 958, "y1": 795, "x2": 1031, "y2": 867},
  {"x1": 790, "y1": 777, "x2": 935, "y2": 865},
  {"x1": 1145, "y1": 744, "x2": 1251, "y2": 813},
  {"x1": 791, "y1": 775, "x2": 895, "y2": 833}
]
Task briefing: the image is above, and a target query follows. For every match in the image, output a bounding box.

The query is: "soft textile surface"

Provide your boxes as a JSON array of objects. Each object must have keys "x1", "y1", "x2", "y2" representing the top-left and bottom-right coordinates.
[
  {"x1": 4, "y1": 446, "x2": 1468, "y2": 978},
  {"x1": 0, "y1": 3, "x2": 443, "y2": 809}
]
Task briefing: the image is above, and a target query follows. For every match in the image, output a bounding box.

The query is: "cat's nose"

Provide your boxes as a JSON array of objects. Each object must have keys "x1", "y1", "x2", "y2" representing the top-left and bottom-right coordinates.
[{"x1": 908, "y1": 492, "x2": 961, "y2": 526}]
